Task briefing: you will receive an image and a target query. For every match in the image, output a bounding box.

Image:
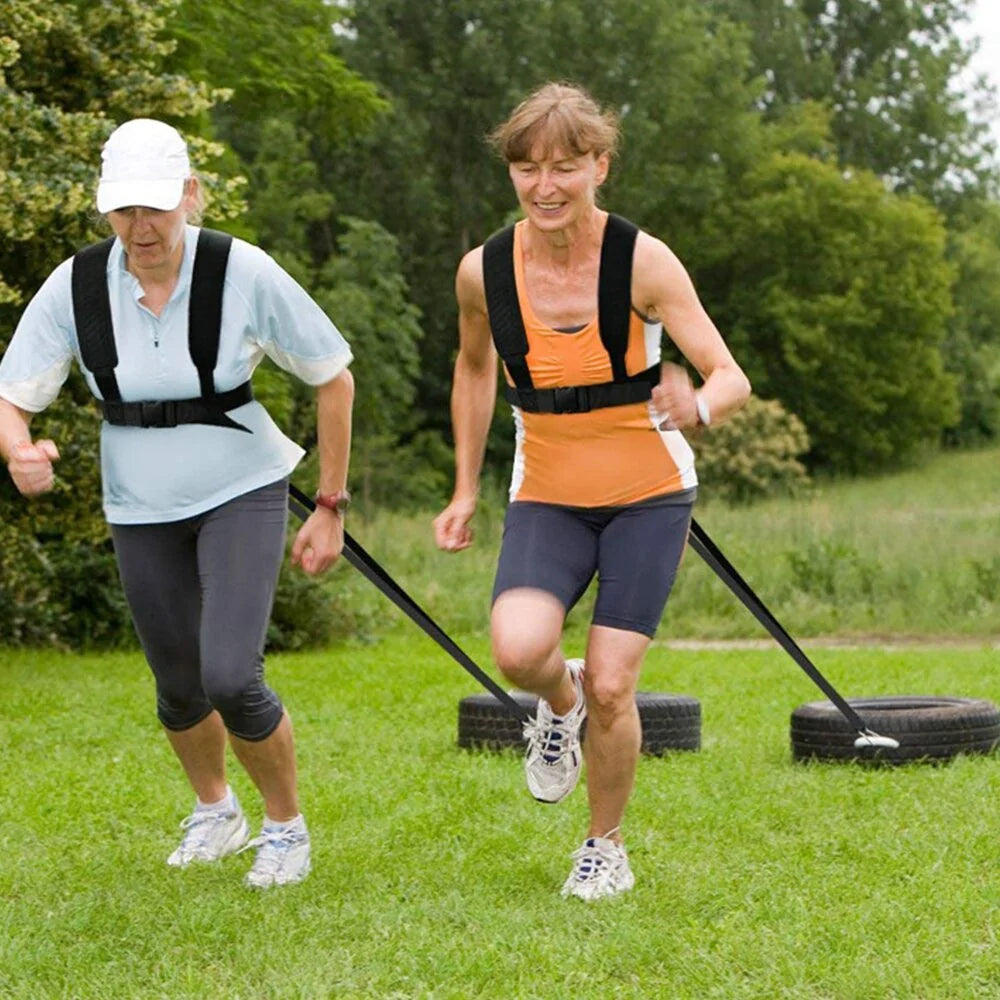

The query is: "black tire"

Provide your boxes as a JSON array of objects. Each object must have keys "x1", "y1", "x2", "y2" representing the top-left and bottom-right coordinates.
[
  {"x1": 790, "y1": 695, "x2": 1000, "y2": 764},
  {"x1": 457, "y1": 690, "x2": 701, "y2": 756}
]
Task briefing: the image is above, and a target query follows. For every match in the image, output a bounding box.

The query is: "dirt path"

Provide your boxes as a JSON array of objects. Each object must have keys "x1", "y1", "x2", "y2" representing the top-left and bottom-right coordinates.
[{"x1": 657, "y1": 635, "x2": 1000, "y2": 651}]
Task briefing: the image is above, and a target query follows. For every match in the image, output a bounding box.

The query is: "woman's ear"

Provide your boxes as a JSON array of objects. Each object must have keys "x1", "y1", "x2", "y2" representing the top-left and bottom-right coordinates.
[{"x1": 594, "y1": 151, "x2": 611, "y2": 187}]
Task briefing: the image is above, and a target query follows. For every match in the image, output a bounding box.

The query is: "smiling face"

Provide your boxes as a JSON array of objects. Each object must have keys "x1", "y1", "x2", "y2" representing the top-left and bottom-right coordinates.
[
  {"x1": 106, "y1": 178, "x2": 198, "y2": 280},
  {"x1": 508, "y1": 145, "x2": 609, "y2": 234}
]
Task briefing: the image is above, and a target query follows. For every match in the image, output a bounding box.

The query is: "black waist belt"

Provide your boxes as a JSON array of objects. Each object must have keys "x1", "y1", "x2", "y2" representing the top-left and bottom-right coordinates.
[
  {"x1": 100, "y1": 381, "x2": 254, "y2": 432},
  {"x1": 503, "y1": 364, "x2": 659, "y2": 414}
]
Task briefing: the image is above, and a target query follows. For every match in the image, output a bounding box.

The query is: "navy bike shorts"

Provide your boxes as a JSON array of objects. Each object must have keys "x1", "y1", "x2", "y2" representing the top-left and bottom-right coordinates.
[{"x1": 492, "y1": 496, "x2": 694, "y2": 638}]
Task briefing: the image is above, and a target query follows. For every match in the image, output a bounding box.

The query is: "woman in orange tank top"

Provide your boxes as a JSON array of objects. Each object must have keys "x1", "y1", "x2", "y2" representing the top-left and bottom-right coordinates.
[{"x1": 434, "y1": 82, "x2": 751, "y2": 901}]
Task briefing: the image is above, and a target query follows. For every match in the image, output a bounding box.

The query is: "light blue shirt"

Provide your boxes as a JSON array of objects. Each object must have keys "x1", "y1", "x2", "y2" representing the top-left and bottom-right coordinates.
[{"x1": 0, "y1": 226, "x2": 352, "y2": 524}]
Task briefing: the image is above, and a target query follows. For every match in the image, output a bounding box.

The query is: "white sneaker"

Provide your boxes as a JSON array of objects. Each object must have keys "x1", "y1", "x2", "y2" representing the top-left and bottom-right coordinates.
[
  {"x1": 560, "y1": 832, "x2": 635, "y2": 901},
  {"x1": 166, "y1": 797, "x2": 250, "y2": 867},
  {"x1": 523, "y1": 658, "x2": 586, "y2": 804},
  {"x1": 241, "y1": 816, "x2": 311, "y2": 888}
]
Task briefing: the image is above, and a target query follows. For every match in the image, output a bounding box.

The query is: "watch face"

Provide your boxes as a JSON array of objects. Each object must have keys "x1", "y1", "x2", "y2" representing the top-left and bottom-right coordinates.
[{"x1": 315, "y1": 490, "x2": 350, "y2": 513}]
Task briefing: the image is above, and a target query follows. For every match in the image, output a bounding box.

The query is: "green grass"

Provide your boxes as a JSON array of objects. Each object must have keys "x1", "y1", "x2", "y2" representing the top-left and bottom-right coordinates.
[
  {"x1": 4, "y1": 639, "x2": 1000, "y2": 999},
  {"x1": 327, "y1": 444, "x2": 1000, "y2": 644}
]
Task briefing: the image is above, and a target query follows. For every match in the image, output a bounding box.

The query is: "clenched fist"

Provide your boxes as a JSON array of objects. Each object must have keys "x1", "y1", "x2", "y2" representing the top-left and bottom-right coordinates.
[{"x1": 7, "y1": 439, "x2": 60, "y2": 497}]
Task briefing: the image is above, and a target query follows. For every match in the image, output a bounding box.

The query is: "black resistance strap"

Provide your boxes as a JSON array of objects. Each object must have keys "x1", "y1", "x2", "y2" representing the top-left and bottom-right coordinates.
[
  {"x1": 71, "y1": 228, "x2": 253, "y2": 432},
  {"x1": 482, "y1": 213, "x2": 658, "y2": 414},
  {"x1": 289, "y1": 484, "x2": 871, "y2": 732},
  {"x1": 687, "y1": 519, "x2": 873, "y2": 735},
  {"x1": 287, "y1": 483, "x2": 529, "y2": 722}
]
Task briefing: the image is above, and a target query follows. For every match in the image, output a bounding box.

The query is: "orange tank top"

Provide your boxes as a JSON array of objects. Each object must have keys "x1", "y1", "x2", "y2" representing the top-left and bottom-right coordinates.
[{"x1": 505, "y1": 220, "x2": 697, "y2": 507}]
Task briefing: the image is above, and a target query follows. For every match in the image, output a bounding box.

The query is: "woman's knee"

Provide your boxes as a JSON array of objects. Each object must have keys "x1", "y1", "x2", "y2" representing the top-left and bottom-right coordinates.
[
  {"x1": 202, "y1": 671, "x2": 283, "y2": 741},
  {"x1": 491, "y1": 637, "x2": 554, "y2": 685},
  {"x1": 584, "y1": 673, "x2": 638, "y2": 729},
  {"x1": 490, "y1": 589, "x2": 564, "y2": 681},
  {"x1": 157, "y1": 690, "x2": 213, "y2": 732},
  {"x1": 491, "y1": 626, "x2": 559, "y2": 685}
]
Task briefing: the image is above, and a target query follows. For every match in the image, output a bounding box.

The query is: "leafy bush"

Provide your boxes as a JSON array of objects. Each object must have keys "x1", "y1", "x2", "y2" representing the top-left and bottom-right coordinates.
[
  {"x1": 692, "y1": 396, "x2": 811, "y2": 504},
  {"x1": 0, "y1": 523, "x2": 133, "y2": 649}
]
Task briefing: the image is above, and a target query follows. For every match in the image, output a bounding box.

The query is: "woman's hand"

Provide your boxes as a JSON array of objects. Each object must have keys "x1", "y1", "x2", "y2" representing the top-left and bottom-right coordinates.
[
  {"x1": 651, "y1": 363, "x2": 699, "y2": 431},
  {"x1": 290, "y1": 507, "x2": 344, "y2": 576},
  {"x1": 7, "y1": 439, "x2": 60, "y2": 496},
  {"x1": 433, "y1": 494, "x2": 478, "y2": 552}
]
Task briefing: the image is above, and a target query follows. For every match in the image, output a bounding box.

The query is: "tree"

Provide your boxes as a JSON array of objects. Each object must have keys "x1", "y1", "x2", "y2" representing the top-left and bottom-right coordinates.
[
  {"x1": 704, "y1": 150, "x2": 958, "y2": 472},
  {"x1": 709, "y1": 0, "x2": 998, "y2": 209},
  {"x1": 942, "y1": 201, "x2": 1000, "y2": 444}
]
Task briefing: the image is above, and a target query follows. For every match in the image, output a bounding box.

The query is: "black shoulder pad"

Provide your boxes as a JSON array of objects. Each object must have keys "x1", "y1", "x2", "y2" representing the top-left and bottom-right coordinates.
[
  {"x1": 482, "y1": 225, "x2": 532, "y2": 389},
  {"x1": 72, "y1": 237, "x2": 119, "y2": 402},
  {"x1": 597, "y1": 214, "x2": 639, "y2": 381},
  {"x1": 188, "y1": 228, "x2": 233, "y2": 397}
]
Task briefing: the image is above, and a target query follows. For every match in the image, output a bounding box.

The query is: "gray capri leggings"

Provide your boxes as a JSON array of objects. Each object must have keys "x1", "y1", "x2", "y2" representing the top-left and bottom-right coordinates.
[
  {"x1": 492, "y1": 496, "x2": 694, "y2": 637},
  {"x1": 111, "y1": 477, "x2": 289, "y2": 741}
]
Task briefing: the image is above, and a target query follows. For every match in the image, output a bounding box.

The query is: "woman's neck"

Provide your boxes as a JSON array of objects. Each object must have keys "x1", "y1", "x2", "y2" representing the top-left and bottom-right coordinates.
[
  {"x1": 525, "y1": 208, "x2": 606, "y2": 268},
  {"x1": 128, "y1": 248, "x2": 184, "y2": 316}
]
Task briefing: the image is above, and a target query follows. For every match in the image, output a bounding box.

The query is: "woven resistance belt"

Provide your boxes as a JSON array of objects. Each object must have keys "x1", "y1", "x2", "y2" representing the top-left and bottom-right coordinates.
[
  {"x1": 71, "y1": 228, "x2": 253, "y2": 433},
  {"x1": 502, "y1": 365, "x2": 659, "y2": 413},
  {"x1": 100, "y1": 382, "x2": 253, "y2": 429},
  {"x1": 482, "y1": 213, "x2": 658, "y2": 414}
]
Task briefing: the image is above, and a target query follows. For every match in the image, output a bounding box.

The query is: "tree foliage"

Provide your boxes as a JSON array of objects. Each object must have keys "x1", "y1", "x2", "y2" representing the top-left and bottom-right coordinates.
[
  {"x1": 942, "y1": 201, "x2": 1000, "y2": 444},
  {"x1": 709, "y1": 0, "x2": 997, "y2": 208},
  {"x1": 704, "y1": 150, "x2": 958, "y2": 472}
]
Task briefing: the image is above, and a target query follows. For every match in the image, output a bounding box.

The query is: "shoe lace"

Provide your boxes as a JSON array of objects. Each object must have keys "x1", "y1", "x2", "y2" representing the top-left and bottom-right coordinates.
[
  {"x1": 523, "y1": 711, "x2": 580, "y2": 764},
  {"x1": 569, "y1": 834, "x2": 624, "y2": 884},
  {"x1": 238, "y1": 827, "x2": 304, "y2": 877},
  {"x1": 176, "y1": 809, "x2": 234, "y2": 855}
]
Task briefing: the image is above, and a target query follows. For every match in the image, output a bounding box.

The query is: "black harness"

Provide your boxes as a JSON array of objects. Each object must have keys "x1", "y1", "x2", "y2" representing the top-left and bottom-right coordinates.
[
  {"x1": 482, "y1": 213, "x2": 659, "y2": 414},
  {"x1": 71, "y1": 228, "x2": 253, "y2": 432}
]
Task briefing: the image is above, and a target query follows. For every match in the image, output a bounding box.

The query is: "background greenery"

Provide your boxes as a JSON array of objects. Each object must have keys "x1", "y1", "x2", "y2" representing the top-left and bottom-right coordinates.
[{"x1": 2, "y1": 0, "x2": 1000, "y2": 649}]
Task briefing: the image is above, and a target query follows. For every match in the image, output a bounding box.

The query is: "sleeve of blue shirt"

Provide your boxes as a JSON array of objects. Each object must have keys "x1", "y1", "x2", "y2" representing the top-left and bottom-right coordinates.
[
  {"x1": 0, "y1": 260, "x2": 76, "y2": 411},
  {"x1": 245, "y1": 245, "x2": 353, "y2": 386}
]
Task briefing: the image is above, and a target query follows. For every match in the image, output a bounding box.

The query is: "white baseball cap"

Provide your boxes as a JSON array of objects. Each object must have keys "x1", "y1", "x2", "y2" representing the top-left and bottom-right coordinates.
[{"x1": 96, "y1": 118, "x2": 191, "y2": 213}]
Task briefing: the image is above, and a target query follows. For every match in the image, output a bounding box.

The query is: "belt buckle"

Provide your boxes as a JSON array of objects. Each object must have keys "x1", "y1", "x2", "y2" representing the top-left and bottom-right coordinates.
[
  {"x1": 553, "y1": 386, "x2": 581, "y2": 414},
  {"x1": 140, "y1": 401, "x2": 165, "y2": 427},
  {"x1": 102, "y1": 401, "x2": 124, "y2": 423}
]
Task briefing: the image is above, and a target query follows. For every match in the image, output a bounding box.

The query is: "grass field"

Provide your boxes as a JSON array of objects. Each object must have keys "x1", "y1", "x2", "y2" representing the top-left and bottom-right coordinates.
[{"x1": 4, "y1": 637, "x2": 1000, "y2": 999}]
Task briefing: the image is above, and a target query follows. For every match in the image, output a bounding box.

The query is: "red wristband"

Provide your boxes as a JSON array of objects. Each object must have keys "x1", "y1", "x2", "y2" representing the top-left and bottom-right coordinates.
[{"x1": 314, "y1": 488, "x2": 351, "y2": 514}]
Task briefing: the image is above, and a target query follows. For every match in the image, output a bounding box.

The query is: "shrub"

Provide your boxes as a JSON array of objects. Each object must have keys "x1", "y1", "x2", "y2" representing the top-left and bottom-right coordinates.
[{"x1": 692, "y1": 396, "x2": 811, "y2": 504}]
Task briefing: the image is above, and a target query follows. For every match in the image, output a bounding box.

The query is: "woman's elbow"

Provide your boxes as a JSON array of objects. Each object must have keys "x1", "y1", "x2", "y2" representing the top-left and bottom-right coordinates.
[
  {"x1": 738, "y1": 369, "x2": 752, "y2": 405},
  {"x1": 323, "y1": 366, "x2": 355, "y2": 403}
]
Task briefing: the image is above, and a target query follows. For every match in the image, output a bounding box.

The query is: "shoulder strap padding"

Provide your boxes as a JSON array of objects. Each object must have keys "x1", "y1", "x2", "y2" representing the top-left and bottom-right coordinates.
[
  {"x1": 597, "y1": 214, "x2": 639, "y2": 382},
  {"x1": 72, "y1": 237, "x2": 119, "y2": 402},
  {"x1": 482, "y1": 215, "x2": 640, "y2": 391},
  {"x1": 482, "y1": 224, "x2": 533, "y2": 389},
  {"x1": 188, "y1": 228, "x2": 233, "y2": 397}
]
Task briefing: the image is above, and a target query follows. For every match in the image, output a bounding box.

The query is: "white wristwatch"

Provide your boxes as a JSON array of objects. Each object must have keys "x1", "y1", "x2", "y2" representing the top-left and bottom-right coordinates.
[{"x1": 695, "y1": 391, "x2": 711, "y2": 427}]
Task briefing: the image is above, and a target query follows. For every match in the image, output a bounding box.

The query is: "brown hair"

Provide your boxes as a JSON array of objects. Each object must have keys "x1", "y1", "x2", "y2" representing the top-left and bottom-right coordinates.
[{"x1": 488, "y1": 82, "x2": 621, "y2": 163}]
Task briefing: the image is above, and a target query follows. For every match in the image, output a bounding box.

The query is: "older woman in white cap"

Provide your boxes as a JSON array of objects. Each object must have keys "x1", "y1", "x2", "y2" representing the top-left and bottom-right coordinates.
[{"x1": 0, "y1": 119, "x2": 355, "y2": 888}]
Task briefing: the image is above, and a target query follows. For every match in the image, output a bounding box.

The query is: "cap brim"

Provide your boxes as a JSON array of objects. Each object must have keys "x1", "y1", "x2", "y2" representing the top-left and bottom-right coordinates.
[{"x1": 96, "y1": 177, "x2": 185, "y2": 213}]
